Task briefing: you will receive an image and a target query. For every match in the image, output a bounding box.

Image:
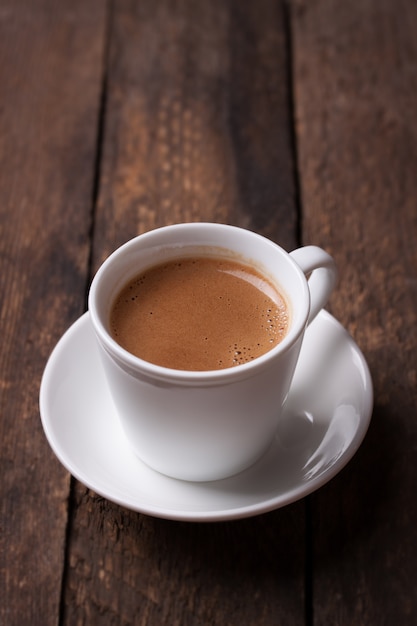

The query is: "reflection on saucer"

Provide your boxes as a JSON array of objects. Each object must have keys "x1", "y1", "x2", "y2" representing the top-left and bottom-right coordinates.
[{"x1": 302, "y1": 405, "x2": 360, "y2": 479}]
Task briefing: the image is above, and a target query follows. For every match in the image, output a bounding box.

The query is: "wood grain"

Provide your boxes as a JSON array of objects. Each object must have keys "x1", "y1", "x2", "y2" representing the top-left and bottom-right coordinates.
[
  {"x1": 65, "y1": 491, "x2": 306, "y2": 625},
  {"x1": 61, "y1": 1, "x2": 306, "y2": 624},
  {"x1": 92, "y1": 0, "x2": 298, "y2": 267},
  {"x1": 292, "y1": 0, "x2": 417, "y2": 623},
  {"x1": 0, "y1": 2, "x2": 107, "y2": 624}
]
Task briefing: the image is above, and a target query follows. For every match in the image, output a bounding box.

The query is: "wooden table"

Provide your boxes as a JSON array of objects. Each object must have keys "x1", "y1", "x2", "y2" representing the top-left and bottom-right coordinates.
[{"x1": 1, "y1": 0, "x2": 416, "y2": 624}]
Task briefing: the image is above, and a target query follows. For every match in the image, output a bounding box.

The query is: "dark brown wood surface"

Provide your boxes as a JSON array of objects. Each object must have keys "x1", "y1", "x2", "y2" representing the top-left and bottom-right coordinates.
[
  {"x1": 0, "y1": 1, "x2": 107, "y2": 623},
  {"x1": 292, "y1": 1, "x2": 417, "y2": 624},
  {"x1": 0, "y1": 0, "x2": 416, "y2": 624}
]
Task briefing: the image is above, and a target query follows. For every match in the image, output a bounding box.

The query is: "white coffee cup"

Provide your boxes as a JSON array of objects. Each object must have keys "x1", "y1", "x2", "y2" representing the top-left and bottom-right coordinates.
[{"x1": 89, "y1": 223, "x2": 337, "y2": 481}]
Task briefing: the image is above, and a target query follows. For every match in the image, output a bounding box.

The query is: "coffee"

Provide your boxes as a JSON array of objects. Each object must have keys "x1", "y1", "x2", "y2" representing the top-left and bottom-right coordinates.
[{"x1": 110, "y1": 256, "x2": 289, "y2": 371}]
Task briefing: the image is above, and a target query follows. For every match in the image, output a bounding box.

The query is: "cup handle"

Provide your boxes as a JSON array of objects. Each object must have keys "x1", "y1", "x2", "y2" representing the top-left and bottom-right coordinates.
[{"x1": 290, "y1": 246, "x2": 338, "y2": 325}]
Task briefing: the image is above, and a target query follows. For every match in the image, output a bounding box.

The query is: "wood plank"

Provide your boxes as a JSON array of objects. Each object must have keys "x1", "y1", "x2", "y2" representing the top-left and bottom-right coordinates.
[
  {"x1": 0, "y1": 2, "x2": 107, "y2": 624},
  {"x1": 62, "y1": 1, "x2": 306, "y2": 624},
  {"x1": 291, "y1": 0, "x2": 417, "y2": 623},
  {"x1": 92, "y1": 0, "x2": 298, "y2": 265}
]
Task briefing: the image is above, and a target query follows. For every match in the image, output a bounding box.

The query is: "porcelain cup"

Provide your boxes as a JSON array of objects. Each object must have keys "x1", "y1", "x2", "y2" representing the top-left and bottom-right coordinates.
[{"x1": 88, "y1": 223, "x2": 337, "y2": 481}]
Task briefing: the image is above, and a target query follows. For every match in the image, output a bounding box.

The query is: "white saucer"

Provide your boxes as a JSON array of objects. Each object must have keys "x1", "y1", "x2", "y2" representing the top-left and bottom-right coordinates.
[{"x1": 40, "y1": 311, "x2": 373, "y2": 522}]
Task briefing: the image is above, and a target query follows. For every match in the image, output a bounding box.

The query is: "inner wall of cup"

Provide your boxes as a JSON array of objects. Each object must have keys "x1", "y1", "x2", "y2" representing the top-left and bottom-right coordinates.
[{"x1": 91, "y1": 225, "x2": 310, "y2": 350}]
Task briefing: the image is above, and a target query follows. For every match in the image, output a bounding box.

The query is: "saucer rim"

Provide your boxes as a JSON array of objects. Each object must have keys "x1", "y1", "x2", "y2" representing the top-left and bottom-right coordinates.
[{"x1": 40, "y1": 311, "x2": 373, "y2": 522}]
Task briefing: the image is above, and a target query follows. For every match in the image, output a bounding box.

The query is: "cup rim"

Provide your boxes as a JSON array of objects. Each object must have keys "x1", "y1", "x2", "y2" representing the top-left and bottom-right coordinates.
[{"x1": 88, "y1": 223, "x2": 310, "y2": 384}]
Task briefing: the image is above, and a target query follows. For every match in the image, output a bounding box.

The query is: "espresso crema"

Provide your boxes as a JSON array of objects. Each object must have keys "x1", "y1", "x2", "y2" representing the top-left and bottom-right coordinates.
[{"x1": 110, "y1": 256, "x2": 289, "y2": 371}]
